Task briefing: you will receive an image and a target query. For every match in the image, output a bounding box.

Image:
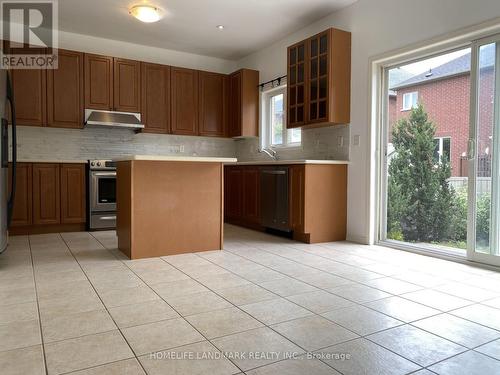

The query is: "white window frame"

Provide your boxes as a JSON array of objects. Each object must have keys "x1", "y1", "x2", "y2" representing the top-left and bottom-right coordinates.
[
  {"x1": 260, "y1": 85, "x2": 301, "y2": 149},
  {"x1": 402, "y1": 91, "x2": 418, "y2": 111},
  {"x1": 434, "y1": 136, "x2": 451, "y2": 163}
]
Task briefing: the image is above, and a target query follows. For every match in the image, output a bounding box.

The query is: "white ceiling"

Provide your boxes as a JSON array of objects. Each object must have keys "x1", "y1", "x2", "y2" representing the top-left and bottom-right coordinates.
[{"x1": 58, "y1": 0, "x2": 356, "y2": 60}]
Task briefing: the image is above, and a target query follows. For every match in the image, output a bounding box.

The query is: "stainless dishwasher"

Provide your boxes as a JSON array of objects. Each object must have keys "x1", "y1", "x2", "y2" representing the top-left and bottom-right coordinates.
[{"x1": 260, "y1": 167, "x2": 290, "y2": 232}]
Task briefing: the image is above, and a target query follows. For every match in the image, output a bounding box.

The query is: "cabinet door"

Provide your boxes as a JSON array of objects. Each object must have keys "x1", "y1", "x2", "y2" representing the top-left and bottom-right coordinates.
[
  {"x1": 225, "y1": 167, "x2": 243, "y2": 219},
  {"x1": 307, "y1": 31, "x2": 329, "y2": 123},
  {"x1": 287, "y1": 41, "x2": 307, "y2": 128},
  {"x1": 228, "y1": 71, "x2": 242, "y2": 137},
  {"x1": 242, "y1": 167, "x2": 260, "y2": 224},
  {"x1": 171, "y1": 67, "x2": 199, "y2": 135},
  {"x1": 84, "y1": 54, "x2": 113, "y2": 110},
  {"x1": 141, "y1": 62, "x2": 170, "y2": 133},
  {"x1": 60, "y1": 164, "x2": 86, "y2": 224},
  {"x1": 47, "y1": 49, "x2": 84, "y2": 128},
  {"x1": 32, "y1": 164, "x2": 60, "y2": 225},
  {"x1": 199, "y1": 71, "x2": 226, "y2": 137},
  {"x1": 11, "y1": 68, "x2": 46, "y2": 126},
  {"x1": 114, "y1": 58, "x2": 141, "y2": 112},
  {"x1": 8, "y1": 163, "x2": 32, "y2": 227}
]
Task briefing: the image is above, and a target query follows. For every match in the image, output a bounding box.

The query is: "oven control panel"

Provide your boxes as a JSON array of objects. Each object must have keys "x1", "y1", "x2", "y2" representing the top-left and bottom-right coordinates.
[{"x1": 88, "y1": 160, "x2": 116, "y2": 170}]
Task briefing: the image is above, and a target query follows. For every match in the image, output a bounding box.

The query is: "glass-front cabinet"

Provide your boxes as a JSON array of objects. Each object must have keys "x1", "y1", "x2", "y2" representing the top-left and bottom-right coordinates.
[
  {"x1": 286, "y1": 28, "x2": 351, "y2": 129},
  {"x1": 287, "y1": 41, "x2": 307, "y2": 128}
]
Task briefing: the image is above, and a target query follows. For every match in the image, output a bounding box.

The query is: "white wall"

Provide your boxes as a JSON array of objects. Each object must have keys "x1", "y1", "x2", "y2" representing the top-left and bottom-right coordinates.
[{"x1": 236, "y1": 0, "x2": 500, "y2": 244}]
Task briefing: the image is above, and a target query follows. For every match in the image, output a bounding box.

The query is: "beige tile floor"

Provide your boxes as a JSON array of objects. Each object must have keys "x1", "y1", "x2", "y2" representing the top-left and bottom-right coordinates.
[{"x1": 1, "y1": 224, "x2": 500, "y2": 374}]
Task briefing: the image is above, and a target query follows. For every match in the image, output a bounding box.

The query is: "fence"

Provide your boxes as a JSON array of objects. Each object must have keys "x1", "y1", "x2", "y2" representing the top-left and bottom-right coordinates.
[
  {"x1": 460, "y1": 155, "x2": 492, "y2": 177},
  {"x1": 448, "y1": 177, "x2": 491, "y2": 195}
]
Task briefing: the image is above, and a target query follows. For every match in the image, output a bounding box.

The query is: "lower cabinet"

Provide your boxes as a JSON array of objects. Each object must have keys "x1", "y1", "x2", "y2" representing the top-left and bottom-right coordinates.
[
  {"x1": 9, "y1": 163, "x2": 86, "y2": 234},
  {"x1": 224, "y1": 164, "x2": 347, "y2": 243}
]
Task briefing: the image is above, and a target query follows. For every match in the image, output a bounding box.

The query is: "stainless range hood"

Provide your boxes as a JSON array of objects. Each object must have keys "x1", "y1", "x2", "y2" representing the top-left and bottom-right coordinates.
[{"x1": 84, "y1": 109, "x2": 144, "y2": 130}]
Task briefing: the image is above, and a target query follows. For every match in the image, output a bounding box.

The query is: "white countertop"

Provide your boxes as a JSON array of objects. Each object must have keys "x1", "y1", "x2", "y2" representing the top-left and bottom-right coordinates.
[
  {"x1": 17, "y1": 159, "x2": 87, "y2": 164},
  {"x1": 114, "y1": 155, "x2": 238, "y2": 163},
  {"x1": 226, "y1": 159, "x2": 350, "y2": 165}
]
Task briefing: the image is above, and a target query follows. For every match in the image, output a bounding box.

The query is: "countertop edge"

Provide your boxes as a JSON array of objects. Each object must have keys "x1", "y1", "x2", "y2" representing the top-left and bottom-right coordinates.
[
  {"x1": 114, "y1": 155, "x2": 238, "y2": 163},
  {"x1": 225, "y1": 160, "x2": 350, "y2": 165},
  {"x1": 16, "y1": 159, "x2": 87, "y2": 164}
]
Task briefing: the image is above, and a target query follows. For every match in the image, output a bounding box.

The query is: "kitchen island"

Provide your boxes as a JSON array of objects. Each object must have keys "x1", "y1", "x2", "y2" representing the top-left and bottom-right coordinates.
[{"x1": 115, "y1": 155, "x2": 236, "y2": 259}]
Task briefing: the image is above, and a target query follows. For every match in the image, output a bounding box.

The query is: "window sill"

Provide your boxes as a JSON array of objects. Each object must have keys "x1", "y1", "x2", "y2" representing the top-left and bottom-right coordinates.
[{"x1": 269, "y1": 144, "x2": 303, "y2": 151}]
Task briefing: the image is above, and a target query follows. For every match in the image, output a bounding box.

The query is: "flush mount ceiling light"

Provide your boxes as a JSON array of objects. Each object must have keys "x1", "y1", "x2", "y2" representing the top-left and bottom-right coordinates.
[
  {"x1": 216, "y1": 25, "x2": 224, "y2": 30},
  {"x1": 129, "y1": 5, "x2": 161, "y2": 23}
]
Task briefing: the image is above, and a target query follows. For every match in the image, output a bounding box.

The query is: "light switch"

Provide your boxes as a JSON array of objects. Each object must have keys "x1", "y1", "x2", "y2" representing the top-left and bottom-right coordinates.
[{"x1": 353, "y1": 135, "x2": 360, "y2": 146}]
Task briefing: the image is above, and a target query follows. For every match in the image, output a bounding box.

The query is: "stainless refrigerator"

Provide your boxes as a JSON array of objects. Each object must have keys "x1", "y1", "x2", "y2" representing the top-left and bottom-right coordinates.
[{"x1": 0, "y1": 69, "x2": 17, "y2": 254}]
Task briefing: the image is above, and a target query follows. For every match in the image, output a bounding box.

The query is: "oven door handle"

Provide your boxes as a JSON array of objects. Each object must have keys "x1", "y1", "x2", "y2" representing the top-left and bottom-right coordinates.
[
  {"x1": 99, "y1": 216, "x2": 116, "y2": 221},
  {"x1": 92, "y1": 172, "x2": 116, "y2": 177}
]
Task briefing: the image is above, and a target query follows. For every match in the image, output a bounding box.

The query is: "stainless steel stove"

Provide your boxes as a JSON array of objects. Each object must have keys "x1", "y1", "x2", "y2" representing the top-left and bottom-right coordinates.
[{"x1": 87, "y1": 160, "x2": 117, "y2": 230}]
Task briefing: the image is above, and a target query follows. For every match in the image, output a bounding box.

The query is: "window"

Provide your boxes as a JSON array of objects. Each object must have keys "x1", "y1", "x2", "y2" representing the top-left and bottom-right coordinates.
[
  {"x1": 433, "y1": 137, "x2": 451, "y2": 163},
  {"x1": 402, "y1": 91, "x2": 418, "y2": 110},
  {"x1": 262, "y1": 86, "x2": 301, "y2": 148}
]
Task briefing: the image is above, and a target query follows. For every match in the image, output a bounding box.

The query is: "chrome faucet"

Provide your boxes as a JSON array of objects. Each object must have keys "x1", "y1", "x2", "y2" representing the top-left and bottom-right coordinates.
[{"x1": 259, "y1": 148, "x2": 278, "y2": 161}]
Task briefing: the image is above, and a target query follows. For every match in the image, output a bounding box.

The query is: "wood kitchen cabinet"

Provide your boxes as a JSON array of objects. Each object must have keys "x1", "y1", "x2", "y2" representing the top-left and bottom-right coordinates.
[
  {"x1": 8, "y1": 163, "x2": 32, "y2": 227},
  {"x1": 171, "y1": 67, "x2": 199, "y2": 135},
  {"x1": 32, "y1": 163, "x2": 60, "y2": 225},
  {"x1": 224, "y1": 166, "x2": 243, "y2": 220},
  {"x1": 228, "y1": 69, "x2": 259, "y2": 137},
  {"x1": 141, "y1": 62, "x2": 170, "y2": 134},
  {"x1": 60, "y1": 164, "x2": 86, "y2": 224},
  {"x1": 287, "y1": 40, "x2": 307, "y2": 127},
  {"x1": 47, "y1": 49, "x2": 84, "y2": 129},
  {"x1": 287, "y1": 27, "x2": 351, "y2": 128},
  {"x1": 198, "y1": 71, "x2": 227, "y2": 137},
  {"x1": 224, "y1": 163, "x2": 347, "y2": 243},
  {"x1": 242, "y1": 166, "x2": 260, "y2": 224},
  {"x1": 84, "y1": 53, "x2": 114, "y2": 110},
  {"x1": 8, "y1": 162, "x2": 87, "y2": 234},
  {"x1": 11, "y1": 62, "x2": 47, "y2": 126},
  {"x1": 114, "y1": 58, "x2": 141, "y2": 112}
]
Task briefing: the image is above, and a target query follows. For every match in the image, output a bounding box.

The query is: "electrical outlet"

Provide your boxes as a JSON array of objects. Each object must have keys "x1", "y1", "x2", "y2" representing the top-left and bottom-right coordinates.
[
  {"x1": 337, "y1": 136, "x2": 344, "y2": 147},
  {"x1": 180, "y1": 145, "x2": 185, "y2": 153}
]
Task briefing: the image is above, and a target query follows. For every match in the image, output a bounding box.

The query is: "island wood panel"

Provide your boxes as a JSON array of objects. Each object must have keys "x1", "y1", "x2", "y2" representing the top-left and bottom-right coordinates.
[
  {"x1": 47, "y1": 49, "x2": 84, "y2": 129},
  {"x1": 301, "y1": 164, "x2": 347, "y2": 243},
  {"x1": 117, "y1": 160, "x2": 223, "y2": 259}
]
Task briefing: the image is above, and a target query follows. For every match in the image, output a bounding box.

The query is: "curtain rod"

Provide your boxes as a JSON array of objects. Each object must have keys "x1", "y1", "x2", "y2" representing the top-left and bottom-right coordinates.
[{"x1": 258, "y1": 75, "x2": 287, "y2": 90}]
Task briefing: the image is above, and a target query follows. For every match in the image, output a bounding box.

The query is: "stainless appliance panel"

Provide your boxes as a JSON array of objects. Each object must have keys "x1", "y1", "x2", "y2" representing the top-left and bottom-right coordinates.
[
  {"x1": 90, "y1": 213, "x2": 116, "y2": 229},
  {"x1": 0, "y1": 71, "x2": 7, "y2": 252},
  {"x1": 260, "y1": 167, "x2": 290, "y2": 232},
  {"x1": 90, "y1": 171, "x2": 117, "y2": 212}
]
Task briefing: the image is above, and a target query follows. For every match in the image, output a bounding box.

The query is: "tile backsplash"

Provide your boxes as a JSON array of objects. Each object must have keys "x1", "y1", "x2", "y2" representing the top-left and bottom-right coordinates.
[
  {"x1": 11, "y1": 124, "x2": 349, "y2": 162},
  {"x1": 235, "y1": 125, "x2": 350, "y2": 161},
  {"x1": 12, "y1": 126, "x2": 236, "y2": 161}
]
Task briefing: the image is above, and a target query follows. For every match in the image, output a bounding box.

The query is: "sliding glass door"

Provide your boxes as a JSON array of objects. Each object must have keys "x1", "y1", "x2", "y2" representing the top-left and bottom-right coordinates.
[
  {"x1": 467, "y1": 36, "x2": 500, "y2": 266},
  {"x1": 379, "y1": 34, "x2": 500, "y2": 266}
]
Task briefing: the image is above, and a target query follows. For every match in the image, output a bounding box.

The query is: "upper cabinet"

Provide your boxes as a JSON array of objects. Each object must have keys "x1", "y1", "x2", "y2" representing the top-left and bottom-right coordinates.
[
  {"x1": 114, "y1": 58, "x2": 141, "y2": 112},
  {"x1": 199, "y1": 71, "x2": 227, "y2": 137},
  {"x1": 171, "y1": 67, "x2": 199, "y2": 136},
  {"x1": 85, "y1": 54, "x2": 141, "y2": 112},
  {"x1": 228, "y1": 69, "x2": 259, "y2": 138},
  {"x1": 287, "y1": 40, "x2": 306, "y2": 127},
  {"x1": 10, "y1": 47, "x2": 47, "y2": 127},
  {"x1": 287, "y1": 27, "x2": 351, "y2": 128},
  {"x1": 47, "y1": 49, "x2": 84, "y2": 129},
  {"x1": 141, "y1": 62, "x2": 170, "y2": 134},
  {"x1": 84, "y1": 54, "x2": 114, "y2": 110}
]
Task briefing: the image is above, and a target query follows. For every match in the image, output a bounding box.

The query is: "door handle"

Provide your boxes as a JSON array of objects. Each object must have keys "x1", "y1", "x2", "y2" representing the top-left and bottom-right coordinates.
[
  {"x1": 99, "y1": 216, "x2": 116, "y2": 221},
  {"x1": 261, "y1": 170, "x2": 287, "y2": 175}
]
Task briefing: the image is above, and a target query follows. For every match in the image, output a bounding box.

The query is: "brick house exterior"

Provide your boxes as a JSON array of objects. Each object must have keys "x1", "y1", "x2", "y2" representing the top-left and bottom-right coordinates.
[{"x1": 389, "y1": 48, "x2": 494, "y2": 177}]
